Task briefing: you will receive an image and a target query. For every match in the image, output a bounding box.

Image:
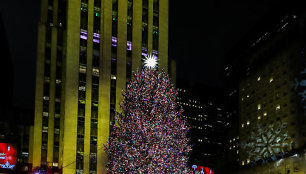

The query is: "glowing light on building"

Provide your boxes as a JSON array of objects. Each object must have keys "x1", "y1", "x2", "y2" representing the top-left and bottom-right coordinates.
[
  {"x1": 191, "y1": 165, "x2": 214, "y2": 174},
  {"x1": 0, "y1": 143, "x2": 17, "y2": 170}
]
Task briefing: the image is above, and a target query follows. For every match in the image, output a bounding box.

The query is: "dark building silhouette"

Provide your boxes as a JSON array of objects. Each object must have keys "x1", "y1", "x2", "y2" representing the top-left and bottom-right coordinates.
[
  {"x1": 0, "y1": 13, "x2": 13, "y2": 120},
  {"x1": 0, "y1": 13, "x2": 34, "y2": 174},
  {"x1": 176, "y1": 79, "x2": 227, "y2": 172}
]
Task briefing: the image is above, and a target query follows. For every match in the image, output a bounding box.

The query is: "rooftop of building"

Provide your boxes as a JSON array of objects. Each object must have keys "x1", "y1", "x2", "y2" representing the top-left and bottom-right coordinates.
[{"x1": 225, "y1": 1, "x2": 306, "y2": 65}]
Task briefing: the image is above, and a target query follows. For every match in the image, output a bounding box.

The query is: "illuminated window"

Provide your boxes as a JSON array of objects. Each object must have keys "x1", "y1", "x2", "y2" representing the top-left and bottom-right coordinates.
[
  {"x1": 247, "y1": 121, "x2": 250, "y2": 125},
  {"x1": 241, "y1": 98, "x2": 244, "y2": 101},
  {"x1": 53, "y1": 162, "x2": 58, "y2": 167},
  {"x1": 257, "y1": 76, "x2": 261, "y2": 81},
  {"x1": 276, "y1": 105, "x2": 281, "y2": 110},
  {"x1": 79, "y1": 86, "x2": 86, "y2": 91},
  {"x1": 237, "y1": 150, "x2": 239, "y2": 154},
  {"x1": 247, "y1": 95, "x2": 250, "y2": 98},
  {"x1": 92, "y1": 68, "x2": 99, "y2": 76},
  {"x1": 258, "y1": 116, "x2": 261, "y2": 120},
  {"x1": 56, "y1": 79, "x2": 61, "y2": 84},
  {"x1": 242, "y1": 161, "x2": 245, "y2": 165},
  {"x1": 111, "y1": 75, "x2": 116, "y2": 80},
  {"x1": 241, "y1": 123, "x2": 244, "y2": 128},
  {"x1": 264, "y1": 112, "x2": 267, "y2": 116},
  {"x1": 257, "y1": 104, "x2": 261, "y2": 110},
  {"x1": 42, "y1": 126, "x2": 48, "y2": 133},
  {"x1": 79, "y1": 65, "x2": 86, "y2": 73},
  {"x1": 43, "y1": 96, "x2": 50, "y2": 100},
  {"x1": 269, "y1": 77, "x2": 274, "y2": 83},
  {"x1": 247, "y1": 159, "x2": 250, "y2": 164}
]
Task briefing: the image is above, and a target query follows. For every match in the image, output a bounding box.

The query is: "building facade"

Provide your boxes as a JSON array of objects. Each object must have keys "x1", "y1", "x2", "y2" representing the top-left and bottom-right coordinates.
[
  {"x1": 224, "y1": 55, "x2": 241, "y2": 171},
  {"x1": 225, "y1": 5, "x2": 306, "y2": 173},
  {"x1": 176, "y1": 85, "x2": 226, "y2": 172},
  {"x1": 31, "y1": 0, "x2": 169, "y2": 173},
  {"x1": 238, "y1": 14, "x2": 306, "y2": 167}
]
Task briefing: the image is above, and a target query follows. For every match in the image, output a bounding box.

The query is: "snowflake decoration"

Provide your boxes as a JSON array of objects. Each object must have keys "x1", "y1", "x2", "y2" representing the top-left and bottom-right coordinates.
[
  {"x1": 240, "y1": 123, "x2": 291, "y2": 162},
  {"x1": 143, "y1": 54, "x2": 158, "y2": 69}
]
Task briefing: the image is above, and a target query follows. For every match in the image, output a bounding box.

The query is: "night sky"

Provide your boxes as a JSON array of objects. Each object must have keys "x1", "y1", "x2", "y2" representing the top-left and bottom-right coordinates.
[{"x1": 1, "y1": 0, "x2": 280, "y2": 109}]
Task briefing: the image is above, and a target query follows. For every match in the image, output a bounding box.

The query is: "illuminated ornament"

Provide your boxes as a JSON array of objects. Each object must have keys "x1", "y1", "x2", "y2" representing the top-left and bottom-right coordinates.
[
  {"x1": 191, "y1": 165, "x2": 214, "y2": 174},
  {"x1": 143, "y1": 54, "x2": 158, "y2": 69},
  {"x1": 192, "y1": 165, "x2": 197, "y2": 171},
  {"x1": 0, "y1": 161, "x2": 15, "y2": 169}
]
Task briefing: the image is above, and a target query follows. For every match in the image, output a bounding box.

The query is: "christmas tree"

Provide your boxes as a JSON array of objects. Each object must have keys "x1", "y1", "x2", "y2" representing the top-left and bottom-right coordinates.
[{"x1": 105, "y1": 56, "x2": 192, "y2": 173}]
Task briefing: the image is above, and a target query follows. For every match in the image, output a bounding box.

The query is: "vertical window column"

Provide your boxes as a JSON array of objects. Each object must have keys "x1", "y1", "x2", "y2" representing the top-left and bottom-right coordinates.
[
  {"x1": 127, "y1": 0, "x2": 133, "y2": 80},
  {"x1": 90, "y1": 0, "x2": 100, "y2": 172},
  {"x1": 141, "y1": 0, "x2": 148, "y2": 64},
  {"x1": 152, "y1": 0, "x2": 159, "y2": 57},
  {"x1": 77, "y1": 1, "x2": 88, "y2": 173},
  {"x1": 41, "y1": 2, "x2": 53, "y2": 165},
  {"x1": 110, "y1": 0, "x2": 118, "y2": 130}
]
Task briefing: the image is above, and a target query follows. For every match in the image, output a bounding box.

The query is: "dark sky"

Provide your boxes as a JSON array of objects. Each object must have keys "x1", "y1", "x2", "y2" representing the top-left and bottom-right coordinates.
[
  {"x1": 1, "y1": 0, "x2": 279, "y2": 109},
  {"x1": 169, "y1": 0, "x2": 281, "y2": 87}
]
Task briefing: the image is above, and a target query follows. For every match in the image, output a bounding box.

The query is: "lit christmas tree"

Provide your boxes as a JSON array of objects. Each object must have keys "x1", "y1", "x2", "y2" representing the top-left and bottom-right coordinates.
[{"x1": 105, "y1": 55, "x2": 192, "y2": 173}]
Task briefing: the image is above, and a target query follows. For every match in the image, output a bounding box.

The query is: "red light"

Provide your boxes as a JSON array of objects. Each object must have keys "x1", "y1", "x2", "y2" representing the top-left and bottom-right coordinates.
[
  {"x1": 191, "y1": 165, "x2": 214, "y2": 174},
  {"x1": 0, "y1": 143, "x2": 17, "y2": 169}
]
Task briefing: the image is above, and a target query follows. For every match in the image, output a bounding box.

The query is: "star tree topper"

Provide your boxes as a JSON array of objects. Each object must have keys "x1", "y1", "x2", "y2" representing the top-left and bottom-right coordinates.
[{"x1": 143, "y1": 54, "x2": 158, "y2": 69}]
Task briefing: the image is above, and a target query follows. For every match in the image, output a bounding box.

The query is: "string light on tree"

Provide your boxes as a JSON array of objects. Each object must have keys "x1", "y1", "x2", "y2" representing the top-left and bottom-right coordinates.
[{"x1": 104, "y1": 63, "x2": 192, "y2": 173}]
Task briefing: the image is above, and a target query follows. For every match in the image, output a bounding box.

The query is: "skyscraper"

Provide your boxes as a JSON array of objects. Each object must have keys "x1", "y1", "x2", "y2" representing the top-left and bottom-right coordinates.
[
  {"x1": 176, "y1": 81, "x2": 226, "y2": 172},
  {"x1": 225, "y1": 3, "x2": 306, "y2": 173},
  {"x1": 30, "y1": 0, "x2": 169, "y2": 173},
  {"x1": 237, "y1": 12, "x2": 306, "y2": 168}
]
